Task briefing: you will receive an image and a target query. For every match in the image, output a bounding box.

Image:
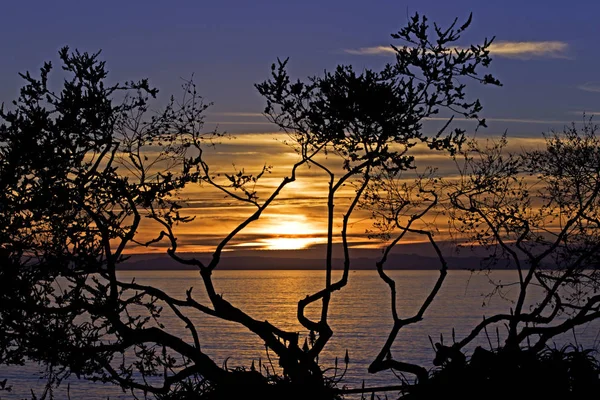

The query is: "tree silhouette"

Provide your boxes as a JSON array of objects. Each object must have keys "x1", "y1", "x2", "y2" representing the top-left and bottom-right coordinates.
[
  {"x1": 359, "y1": 123, "x2": 600, "y2": 399},
  {"x1": 1, "y1": 14, "x2": 502, "y2": 399},
  {"x1": 444, "y1": 122, "x2": 600, "y2": 353},
  {"x1": 256, "y1": 12, "x2": 499, "y2": 384}
]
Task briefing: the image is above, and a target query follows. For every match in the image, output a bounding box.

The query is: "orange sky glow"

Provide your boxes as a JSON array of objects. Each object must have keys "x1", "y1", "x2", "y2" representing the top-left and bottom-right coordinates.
[{"x1": 127, "y1": 133, "x2": 549, "y2": 254}]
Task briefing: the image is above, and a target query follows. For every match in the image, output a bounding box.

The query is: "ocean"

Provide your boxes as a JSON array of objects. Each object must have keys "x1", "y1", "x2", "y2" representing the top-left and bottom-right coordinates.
[{"x1": 2, "y1": 269, "x2": 599, "y2": 399}]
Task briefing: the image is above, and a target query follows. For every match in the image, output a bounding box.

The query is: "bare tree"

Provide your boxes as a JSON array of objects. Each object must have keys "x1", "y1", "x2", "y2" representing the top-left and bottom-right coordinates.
[
  {"x1": 444, "y1": 122, "x2": 600, "y2": 355},
  {"x1": 359, "y1": 170, "x2": 448, "y2": 384},
  {"x1": 353, "y1": 124, "x2": 600, "y2": 399}
]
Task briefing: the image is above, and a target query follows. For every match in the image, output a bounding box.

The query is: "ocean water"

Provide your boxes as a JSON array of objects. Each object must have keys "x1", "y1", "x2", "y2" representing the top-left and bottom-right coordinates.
[{"x1": 2, "y1": 269, "x2": 600, "y2": 399}]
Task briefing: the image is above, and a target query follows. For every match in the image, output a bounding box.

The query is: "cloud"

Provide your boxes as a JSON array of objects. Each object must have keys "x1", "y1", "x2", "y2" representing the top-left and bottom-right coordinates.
[
  {"x1": 204, "y1": 121, "x2": 276, "y2": 125},
  {"x1": 425, "y1": 116, "x2": 572, "y2": 124},
  {"x1": 344, "y1": 46, "x2": 396, "y2": 56},
  {"x1": 131, "y1": 129, "x2": 560, "y2": 254},
  {"x1": 204, "y1": 112, "x2": 272, "y2": 128},
  {"x1": 488, "y1": 41, "x2": 568, "y2": 59},
  {"x1": 209, "y1": 112, "x2": 265, "y2": 117},
  {"x1": 344, "y1": 41, "x2": 569, "y2": 59},
  {"x1": 568, "y1": 110, "x2": 600, "y2": 116},
  {"x1": 577, "y1": 82, "x2": 600, "y2": 93}
]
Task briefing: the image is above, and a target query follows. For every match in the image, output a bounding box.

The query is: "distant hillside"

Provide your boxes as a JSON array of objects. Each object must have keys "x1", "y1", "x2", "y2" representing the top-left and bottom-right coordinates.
[
  {"x1": 119, "y1": 252, "x2": 496, "y2": 270},
  {"x1": 119, "y1": 242, "x2": 505, "y2": 270}
]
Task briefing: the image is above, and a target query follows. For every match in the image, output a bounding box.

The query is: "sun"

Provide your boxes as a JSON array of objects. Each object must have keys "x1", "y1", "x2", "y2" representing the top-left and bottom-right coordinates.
[
  {"x1": 241, "y1": 218, "x2": 324, "y2": 250},
  {"x1": 268, "y1": 220, "x2": 317, "y2": 236},
  {"x1": 262, "y1": 220, "x2": 322, "y2": 250}
]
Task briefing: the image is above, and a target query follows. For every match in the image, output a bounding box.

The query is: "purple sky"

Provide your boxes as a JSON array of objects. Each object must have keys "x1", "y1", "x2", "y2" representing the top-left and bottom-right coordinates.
[
  {"x1": 3, "y1": 1, "x2": 600, "y2": 253},
  {"x1": 2, "y1": 0, "x2": 600, "y2": 136}
]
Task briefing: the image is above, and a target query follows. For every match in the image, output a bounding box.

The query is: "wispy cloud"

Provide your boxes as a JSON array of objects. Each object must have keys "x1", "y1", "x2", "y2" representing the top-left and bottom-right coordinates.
[
  {"x1": 344, "y1": 41, "x2": 569, "y2": 59},
  {"x1": 485, "y1": 117, "x2": 570, "y2": 124},
  {"x1": 489, "y1": 41, "x2": 568, "y2": 59},
  {"x1": 204, "y1": 121, "x2": 275, "y2": 125},
  {"x1": 344, "y1": 46, "x2": 396, "y2": 56},
  {"x1": 568, "y1": 110, "x2": 600, "y2": 116},
  {"x1": 207, "y1": 116, "x2": 571, "y2": 127},
  {"x1": 204, "y1": 112, "x2": 273, "y2": 128},
  {"x1": 577, "y1": 82, "x2": 600, "y2": 93},
  {"x1": 209, "y1": 112, "x2": 265, "y2": 117},
  {"x1": 425, "y1": 116, "x2": 572, "y2": 124}
]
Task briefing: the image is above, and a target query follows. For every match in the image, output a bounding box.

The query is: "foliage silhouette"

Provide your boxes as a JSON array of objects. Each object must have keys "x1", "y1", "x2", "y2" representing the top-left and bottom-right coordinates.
[
  {"x1": 256, "y1": 12, "x2": 499, "y2": 383},
  {"x1": 401, "y1": 344, "x2": 600, "y2": 400},
  {"x1": 15, "y1": 12, "x2": 596, "y2": 400},
  {"x1": 356, "y1": 120, "x2": 600, "y2": 398},
  {"x1": 441, "y1": 122, "x2": 600, "y2": 352}
]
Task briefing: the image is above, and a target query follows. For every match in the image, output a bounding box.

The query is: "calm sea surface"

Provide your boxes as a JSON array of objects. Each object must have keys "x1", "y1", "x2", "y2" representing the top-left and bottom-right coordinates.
[{"x1": 2, "y1": 269, "x2": 600, "y2": 399}]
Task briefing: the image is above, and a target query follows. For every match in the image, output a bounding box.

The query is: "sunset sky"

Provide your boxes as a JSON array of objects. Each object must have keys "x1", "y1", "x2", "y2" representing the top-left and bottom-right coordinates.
[{"x1": 2, "y1": 0, "x2": 599, "y2": 253}]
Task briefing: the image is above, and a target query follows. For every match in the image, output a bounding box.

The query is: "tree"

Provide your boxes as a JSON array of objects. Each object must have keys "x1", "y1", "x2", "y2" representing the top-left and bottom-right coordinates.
[
  {"x1": 0, "y1": 47, "x2": 238, "y2": 398},
  {"x1": 417, "y1": 122, "x2": 600, "y2": 399},
  {"x1": 0, "y1": 13, "x2": 499, "y2": 399},
  {"x1": 443, "y1": 122, "x2": 600, "y2": 348},
  {"x1": 256, "y1": 12, "x2": 499, "y2": 384},
  {"x1": 351, "y1": 128, "x2": 600, "y2": 399}
]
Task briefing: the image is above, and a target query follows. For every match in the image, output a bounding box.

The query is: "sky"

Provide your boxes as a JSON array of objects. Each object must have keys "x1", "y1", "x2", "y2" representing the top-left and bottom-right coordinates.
[{"x1": 2, "y1": 0, "x2": 600, "y2": 254}]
